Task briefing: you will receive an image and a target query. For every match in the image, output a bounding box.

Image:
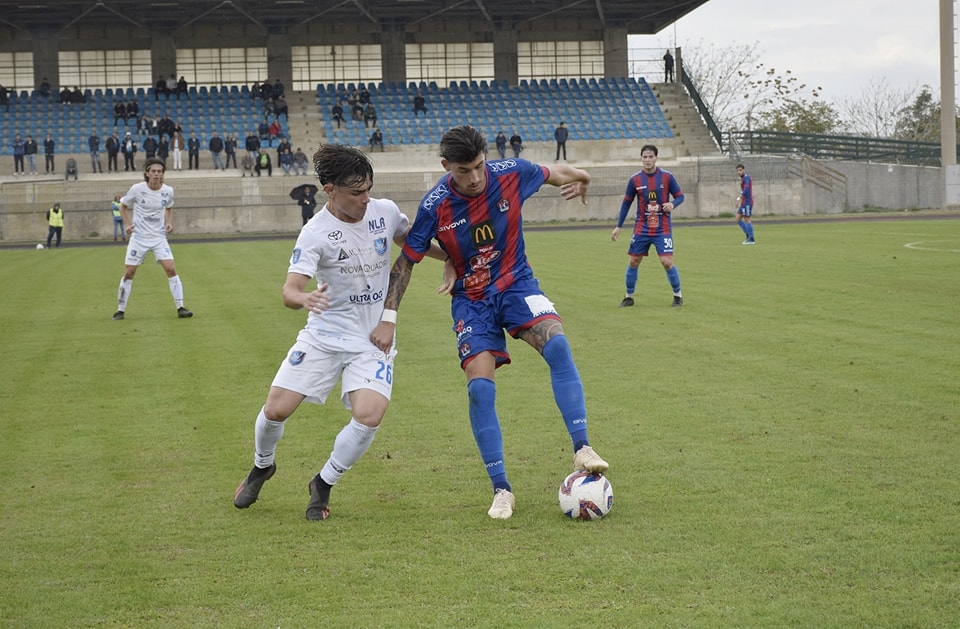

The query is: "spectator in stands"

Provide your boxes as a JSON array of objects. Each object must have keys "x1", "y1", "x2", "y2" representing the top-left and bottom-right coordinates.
[
  {"x1": 126, "y1": 98, "x2": 139, "y2": 120},
  {"x1": 88, "y1": 129, "x2": 103, "y2": 173},
  {"x1": 106, "y1": 131, "x2": 120, "y2": 172},
  {"x1": 158, "y1": 114, "x2": 177, "y2": 140},
  {"x1": 369, "y1": 128, "x2": 384, "y2": 152},
  {"x1": 157, "y1": 135, "x2": 170, "y2": 167},
  {"x1": 69, "y1": 87, "x2": 86, "y2": 103},
  {"x1": 44, "y1": 133, "x2": 56, "y2": 175},
  {"x1": 258, "y1": 118, "x2": 271, "y2": 146},
  {"x1": 495, "y1": 131, "x2": 507, "y2": 159},
  {"x1": 12, "y1": 133, "x2": 25, "y2": 176},
  {"x1": 292, "y1": 147, "x2": 309, "y2": 176},
  {"x1": 260, "y1": 80, "x2": 273, "y2": 101},
  {"x1": 24, "y1": 134, "x2": 39, "y2": 175},
  {"x1": 250, "y1": 82, "x2": 261, "y2": 100},
  {"x1": 363, "y1": 102, "x2": 377, "y2": 129},
  {"x1": 245, "y1": 130, "x2": 261, "y2": 161},
  {"x1": 663, "y1": 49, "x2": 674, "y2": 83},
  {"x1": 268, "y1": 118, "x2": 283, "y2": 146},
  {"x1": 38, "y1": 78, "x2": 51, "y2": 98},
  {"x1": 122, "y1": 132, "x2": 137, "y2": 171},
  {"x1": 331, "y1": 102, "x2": 345, "y2": 128},
  {"x1": 347, "y1": 89, "x2": 359, "y2": 109},
  {"x1": 255, "y1": 150, "x2": 272, "y2": 177},
  {"x1": 273, "y1": 78, "x2": 285, "y2": 99},
  {"x1": 155, "y1": 76, "x2": 167, "y2": 100},
  {"x1": 170, "y1": 130, "x2": 185, "y2": 171},
  {"x1": 225, "y1": 133, "x2": 238, "y2": 169},
  {"x1": 59, "y1": 86, "x2": 71, "y2": 104},
  {"x1": 279, "y1": 147, "x2": 294, "y2": 175},
  {"x1": 64, "y1": 157, "x2": 78, "y2": 181},
  {"x1": 351, "y1": 100, "x2": 364, "y2": 122},
  {"x1": 359, "y1": 85, "x2": 370, "y2": 105},
  {"x1": 209, "y1": 132, "x2": 225, "y2": 170},
  {"x1": 177, "y1": 76, "x2": 188, "y2": 99},
  {"x1": 114, "y1": 100, "x2": 127, "y2": 125},
  {"x1": 166, "y1": 75, "x2": 177, "y2": 98},
  {"x1": 0, "y1": 84, "x2": 9, "y2": 112},
  {"x1": 413, "y1": 91, "x2": 428, "y2": 117},
  {"x1": 509, "y1": 131, "x2": 523, "y2": 158},
  {"x1": 273, "y1": 94, "x2": 288, "y2": 120},
  {"x1": 276, "y1": 136, "x2": 292, "y2": 158},
  {"x1": 187, "y1": 132, "x2": 201, "y2": 170},
  {"x1": 554, "y1": 121, "x2": 569, "y2": 161},
  {"x1": 137, "y1": 114, "x2": 150, "y2": 137},
  {"x1": 241, "y1": 154, "x2": 255, "y2": 177},
  {"x1": 142, "y1": 135, "x2": 158, "y2": 160}
]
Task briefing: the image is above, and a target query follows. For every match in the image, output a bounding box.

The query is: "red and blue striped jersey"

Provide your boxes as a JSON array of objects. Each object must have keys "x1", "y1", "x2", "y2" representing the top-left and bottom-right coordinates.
[
  {"x1": 402, "y1": 158, "x2": 549, "y2": 301},
  {"x1": 616, "y1": 167, "x2": 684, "y2": 236},
  {"x1": 740, "y1": 172, "x2": 753, "y2": 204}
]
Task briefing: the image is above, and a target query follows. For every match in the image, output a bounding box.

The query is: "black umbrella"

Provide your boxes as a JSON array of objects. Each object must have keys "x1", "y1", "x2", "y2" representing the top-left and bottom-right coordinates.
[{"x1": 289, "y1": 184, "x2": 318, "y2": 202}]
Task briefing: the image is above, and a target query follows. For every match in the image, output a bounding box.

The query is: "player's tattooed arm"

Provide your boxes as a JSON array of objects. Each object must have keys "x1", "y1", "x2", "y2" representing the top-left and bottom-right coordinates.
[{"x1": 384, "y1": 254, "x2": 414, "y2": 311}]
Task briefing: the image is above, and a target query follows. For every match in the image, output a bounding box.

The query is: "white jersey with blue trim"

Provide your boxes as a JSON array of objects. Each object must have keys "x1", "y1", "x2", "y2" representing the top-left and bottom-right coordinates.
[
  {"x1": 121, "y1": 181, "x2": 174, "y2": 244},
  {"x1": 288, "y1": 197, "x2": 409, "y2": 344}
]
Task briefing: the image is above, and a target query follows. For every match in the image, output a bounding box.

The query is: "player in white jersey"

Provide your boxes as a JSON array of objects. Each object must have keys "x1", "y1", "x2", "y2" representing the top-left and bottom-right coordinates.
[
  {"x1": 233, "y1": 144, "x2": 448, "y2": 521},
  {"x1": 111, "y1": 157, "x2": 193, "y2": 320}
]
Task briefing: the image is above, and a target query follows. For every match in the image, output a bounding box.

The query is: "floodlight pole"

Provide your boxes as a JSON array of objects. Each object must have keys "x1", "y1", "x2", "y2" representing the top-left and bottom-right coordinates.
[{"x1": 939, "y1": 0, "x2": 958, "y2": 208}]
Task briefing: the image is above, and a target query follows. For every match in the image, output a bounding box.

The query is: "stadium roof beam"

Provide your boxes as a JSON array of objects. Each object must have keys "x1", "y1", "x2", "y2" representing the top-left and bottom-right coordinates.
[
  {"x1": 594, "y1": 0, "x2": 605, "y2": 22},
  {"x1": 473, "y1": 0, "x2": 493, "y2": 24},
  {"x1": 409, "y1": 0, "x2": 473, "y2": 27},
  {"x1": 59, "y1": 0, "x2": 142, "y2": 33},
  {"x1": 178, "y1": 0, "x2": 263, "y2": 30},
  {"x1": 350, "y1": 0, "x2": 378, "y2": 25}
]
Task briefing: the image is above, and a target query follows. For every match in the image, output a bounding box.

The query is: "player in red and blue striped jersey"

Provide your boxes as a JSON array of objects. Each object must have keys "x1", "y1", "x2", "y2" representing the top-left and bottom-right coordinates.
[
  {"x1": 385, "y1": 125, "x2": 609, "y2": 520},
  {"x1": 736, "y1": 163, "x2": 756, "y2": 244},
  {"x1": 611, "y1": 144, "x2": 685, "y2": 307}
]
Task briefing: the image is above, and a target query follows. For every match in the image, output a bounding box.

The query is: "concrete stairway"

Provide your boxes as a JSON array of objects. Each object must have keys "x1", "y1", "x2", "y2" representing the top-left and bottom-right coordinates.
[
  {"x1": 284, "y1": 91, "x2": 326, "y2": 154},
  {"x1": 651, "y1": 82, "x2": 722, "y2": 158}
]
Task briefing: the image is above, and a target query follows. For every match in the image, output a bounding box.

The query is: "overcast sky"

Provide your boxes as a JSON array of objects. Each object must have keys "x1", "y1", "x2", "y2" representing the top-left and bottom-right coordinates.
[{"x1": 629, "y1": 0, "x2": 946, "y2": 103}]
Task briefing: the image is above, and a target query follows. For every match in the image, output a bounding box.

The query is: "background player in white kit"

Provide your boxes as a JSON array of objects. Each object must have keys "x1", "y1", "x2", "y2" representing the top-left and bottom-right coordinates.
[
  {"x1": 233, "y1": 144, "x2": 448, "y2": 521},
  {"x1": 111, "y1": 157, "x2": 193, "y2": 320}
]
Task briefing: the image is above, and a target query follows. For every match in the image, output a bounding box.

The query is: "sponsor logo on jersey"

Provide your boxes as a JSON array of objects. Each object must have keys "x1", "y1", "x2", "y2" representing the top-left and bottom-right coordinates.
[
  {"x1": 349, "y1": 288, "x2": 384, "y2": 304},
  {"x1": 470, "y1": 249, "x2": 500, "y2": 271},
  {"x1": 339, "y1": 258, "x2": 389, "y2": 275},
  {"x1": 454, "y1": 319, "x2": 473, "y2": 341},
  {"x1": 374, "y1": 237, "x2": 387, "y2": 255},
  {"x1": 338, "y1": 249, "x2": 350, "y2": 260},
  {"x1": 327, "y1": 230, "x2": 343, "y2": 242},
  {"x1": 472, "y1": 220, "x2": 495, "y2": 247},
  {"x1": 367, "y1": 216, "x2": 386, "y2": 232},
  {"x1": 289, "y1": 350, "x2": 306, "y2": 366},
  {"x1": 291, "y1": 247, "x2": 302, "y2": 264},
  {"x1": 422, "y1": 183, "x2": 449, "y2": 211},
  {"x1": 439, "y1": 217, "x2": 467, "y2": 232},
  {"x1": 488, "y1": 159, "x2": 515, "y2": 172}
]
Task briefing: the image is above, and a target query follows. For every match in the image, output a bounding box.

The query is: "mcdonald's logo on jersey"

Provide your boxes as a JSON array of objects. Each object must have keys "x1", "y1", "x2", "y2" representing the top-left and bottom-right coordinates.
[{"x1": 472, "y1": 220, "x2": 495, "y2": 247}]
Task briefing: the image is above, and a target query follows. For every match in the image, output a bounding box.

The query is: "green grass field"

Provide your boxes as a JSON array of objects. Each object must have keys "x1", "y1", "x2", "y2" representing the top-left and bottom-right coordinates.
[{"x1": 2, "y1": 215, "x2": 959, "y2": 628}]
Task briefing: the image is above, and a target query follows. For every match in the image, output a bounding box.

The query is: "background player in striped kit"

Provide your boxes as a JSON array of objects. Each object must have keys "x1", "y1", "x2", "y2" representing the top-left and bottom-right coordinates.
[
  {"x1": 611, "y1": 144, "x2": 685, "y2": 308},
  {"x1": 736, "y1": 163, "x2": 757, "y2": 244}
]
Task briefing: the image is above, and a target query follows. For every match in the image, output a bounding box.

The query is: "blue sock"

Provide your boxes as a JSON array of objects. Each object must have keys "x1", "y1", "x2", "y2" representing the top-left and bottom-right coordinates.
[
  {"x1": 625, "y1": 266, "x2": 638, "y2": 294},
  {"x1": 666, "y1": 266, "x2": 681, "y2": 294},
  {"x1": 738, "y1": 218, "x2": 748, "y2": 236},
  {"x1": 542, "y1": 336, "x2": 589, "y2": 447},
  {"x1": 746, "y1": 223, "x2": 755, "y2": 239},
  {"x1": 467, "y1": 378, "x2": 509, "y2": 492}
]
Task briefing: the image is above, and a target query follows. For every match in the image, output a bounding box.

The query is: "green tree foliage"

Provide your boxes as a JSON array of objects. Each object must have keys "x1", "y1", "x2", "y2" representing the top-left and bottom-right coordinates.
[{"x1": 757, "y1": 98, "x2": 840, "y2": 134}]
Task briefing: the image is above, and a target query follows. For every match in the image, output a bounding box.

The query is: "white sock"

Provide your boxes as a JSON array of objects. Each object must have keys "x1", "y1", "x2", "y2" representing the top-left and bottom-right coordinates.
[
  {"x1": 117, "y1": 278, "x2": 132, "y2": 311},
  {"x1": 253, "y1": 407, "x2": 285, "y2": 468},
  {"x1": 320, "y1": 419, "x2": 378, "y2": 486},
  {"x1": 168, "y1": 274, "x2": 184, "y2": 308}
]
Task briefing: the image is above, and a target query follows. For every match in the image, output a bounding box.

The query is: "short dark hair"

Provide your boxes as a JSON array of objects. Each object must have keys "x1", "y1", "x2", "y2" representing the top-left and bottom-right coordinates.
[
  {"x1": 312, "y1": 144, "x2": 373, "y2": 188},
  {"x1": 440, "y1": 125, "x2": 487, "y2": 164},
  {"x1": 640, "y1": 144, "x2": 659, "y2": 156},
  {"x1": 736, "y1": 163, "x2": 745, "y2": 169}
]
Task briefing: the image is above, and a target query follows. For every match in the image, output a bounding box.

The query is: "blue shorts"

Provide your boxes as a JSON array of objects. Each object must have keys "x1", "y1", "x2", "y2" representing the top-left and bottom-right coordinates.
[
  {"x1": 628, "y1": 233, "x2": 674, "y2": 257},
  {"x1": 738, "y1": 204, "x2": 753, "y2": 217},
  {"x1": 450, "y1": 278, "x2": 560, "y2": 368}
]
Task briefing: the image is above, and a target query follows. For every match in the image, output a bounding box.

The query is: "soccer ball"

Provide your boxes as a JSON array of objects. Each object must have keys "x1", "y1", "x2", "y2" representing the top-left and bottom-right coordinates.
[
  {"x1": 559, "y1": 470, "x2": 613, "y2": 520},
  {"x1": 36, "y1": 243, "x2": 44, "y2": 250}
]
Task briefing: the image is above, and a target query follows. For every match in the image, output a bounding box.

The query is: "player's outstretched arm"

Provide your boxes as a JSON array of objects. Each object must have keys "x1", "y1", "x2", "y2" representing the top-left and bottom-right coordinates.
[{"x1": 546, "y1": 163, "x2": 591, "y2": 205}]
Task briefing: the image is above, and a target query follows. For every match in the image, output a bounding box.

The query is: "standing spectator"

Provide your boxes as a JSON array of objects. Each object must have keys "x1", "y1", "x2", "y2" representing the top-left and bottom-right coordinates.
[
  {"x1": 46, "y1": 202, "x2": 64, "y2": 248},
  {"x1": 111, "y1": 157, "x2": 193, "y2": 321},
  {"x1": 736, "y1": 163, "x2": 757, "y2": 245},
  {"x1": 154, "y1": 76, "x2": 167, "y2": 100},
  {"x1": 292, "y1": 147, "x2": 309, "y2": 176},
  {"x1": 663, "y1": 49, "x2": 675, "y2": 82},
  {"x1": 509, "y1": 131, "x2": 523, "y2": 158},
  {"x1": 495, "y1": 131, "x2": 507, "y2": 160},
  {"x1": 245, "y1": 130, "x2": 261, "y2": 162},
  {"x1": 157, "y1": 135, "x2": 170, "y2": 167},
  {"x1": 176, "y1": 76, "x2": 188, "y2": 100},
  {"x1": 381, "y1": 125, "x2": 608, "y2": 519},
  {"x1": 0, "y1": 84, "x2": 9, "y2": 112},
  {"x1": 225, "y1": 133, "x2": 238, "y2": 169},
  {"x1": 279, "y1": 147, "x2": 294, "y2": 175},
  {"x1": 12, "y1": 133, "x2": 25, "y2": 176},
  {"x1": 170, "y1": 131, "x2": 184, "y2": 171},
  {"x1": 369, "y1": 128, "x2": 384, "y2": 152},
  {"x1": 24, "y1": 134, "x2": 39, "y2": 175},
  {"x1": 121, "y1": 132, "x2": 137, "y2": 171},
  {"x1": 89, "y1": 129, "x2": 103, "y2": 173},
  {"x1": 44, "y1": 133, "x2": 56, "y2": 175},
  {"x1": 111, "y1": 194, "x2": 125, "y2": 242},
  {"x1": 272, "y1": 78, "x2": 285, "y2": 99},
  {"x1": 295, "y1": 184, "x2": 317, "y2": 226},
  {"x1": 114, "y1": 100, "x2": 127, "y2": 125},
  {"x1": 209, "y1": 132, "x2": 225, "y2": 170},
  {"x1": 413, "y1": 91, "x2": 428, "y2": 117},
  {"x1": 105, "y1": 131, "x2": 120, "y2": 172},
  {"x1": 363, "y1": 102, "x2": 377, "y2": 129},
  {"x1": 331, "y1": 102, "x2": 345, "y2": 128},
  {"x1": 166, "y1": 75, "x2": 177, "y2": 98},
  {"x1": 554, "y1": 121, "x2": 569, "y2": 161},
  {"x1": 231, "y1": 144, "x2": 446, "y2": 521},
  {"x1": 64, "y1": 157, "x2": 78, "y2": 181},
  {"x1": 255, "y1": 151, "x2": 272, "y2": 177},
  {"x1": 273, "y1": 94, "x2": 288, "y2": 120},
  {"x1": 187, "y1": 133, "x2": 201, "y2": 170},
  {"x1": 142, "y1": 134, "x2": 158, "y2": 160},
  {"x1": 611, "y1": 144, "x2": 685, "y2": 308}
]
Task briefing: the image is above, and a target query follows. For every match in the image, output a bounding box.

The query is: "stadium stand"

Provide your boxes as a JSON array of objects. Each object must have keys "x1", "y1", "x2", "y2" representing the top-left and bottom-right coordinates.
[{"x1": 317, "y1": 77, "x2": 673, "y2": 149}]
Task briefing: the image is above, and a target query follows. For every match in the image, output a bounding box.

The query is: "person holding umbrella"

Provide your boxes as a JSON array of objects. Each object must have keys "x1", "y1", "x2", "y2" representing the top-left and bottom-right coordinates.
[{"x1": 290, "y1": 183, "x2": 319, "y2": 226}]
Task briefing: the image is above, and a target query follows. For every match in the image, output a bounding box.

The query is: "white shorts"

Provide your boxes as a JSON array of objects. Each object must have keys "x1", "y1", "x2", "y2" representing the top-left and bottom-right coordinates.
[
  {"x1": 125, "y1": 236, "x2": 173, "y2": 266},
  {"x1": 271, "y1": 335, "x2": 396, "y2": 409}
]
